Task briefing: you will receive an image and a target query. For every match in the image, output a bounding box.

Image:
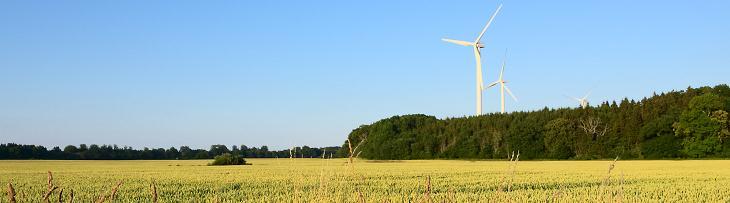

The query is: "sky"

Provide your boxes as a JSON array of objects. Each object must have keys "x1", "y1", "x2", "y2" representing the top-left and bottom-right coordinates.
[{"x1": 1, "y1": 1, "x2": 729, "y2": 150}]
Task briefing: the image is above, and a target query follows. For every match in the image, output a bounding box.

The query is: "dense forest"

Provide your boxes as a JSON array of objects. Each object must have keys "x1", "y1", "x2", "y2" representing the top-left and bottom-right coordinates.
[
  {"x1": 0, "y1": 143, "x2": 342, "y2": 160},
  {"x1": 338, "y1": 85, "x2": 730, "y2": 160}
]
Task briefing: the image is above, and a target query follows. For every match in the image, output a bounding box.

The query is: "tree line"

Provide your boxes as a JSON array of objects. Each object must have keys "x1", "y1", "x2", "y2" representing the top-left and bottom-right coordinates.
[
  {"x1": 338, "y1": 84, "x2": 730, "y2": 160},
  {"x1": 0, "y1": 143, "x2": 343, "y2": 160}
]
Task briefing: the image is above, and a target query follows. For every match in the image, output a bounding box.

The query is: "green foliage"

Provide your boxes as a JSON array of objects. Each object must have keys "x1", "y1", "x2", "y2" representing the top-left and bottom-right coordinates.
[
  {"x1": 641, "y1": 114, "x2": 676, "y2": 140},
  {"x1": 641, "y1": 135, "x2": 682, "y2": 159},
  {"x1": 673, "y1": 93, "x2": 728, "y2": 157},
  {"x1": 345, "y1": 84, "x2": 730, "y2": 160},
  {"x1": 1, "y1": 144, "x2": 342, "y2": 160},
  {"x1": 208, "y1": 153, "x2": 248, "y2": 166},
  {"x1": 544, "y1": 118, "x2": 576, "y2": 159},
  {"x1": 688, "y1": 93, "x2": 724, "y2": 113},
  {"x1": 640, "y1": 115, "x2": 681, "y2": 158},
  {"x1": 711, "y1": 110, "x2": 730, "y2": 143}
]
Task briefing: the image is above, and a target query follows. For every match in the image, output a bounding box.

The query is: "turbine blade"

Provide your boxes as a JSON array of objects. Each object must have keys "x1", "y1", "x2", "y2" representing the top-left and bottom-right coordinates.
[
  {"x1": 500, "y1": 48, "x2": 507, "y2": 80},
  {"x1": 567, "y1": 95, "x2": 585, "y2": 104},
  {"x1": 582, "y1": 90, "x2": 592, "y2": 100},
  {"x1": 505, "y1": 85, "x2": 518, "y2": 102},
  {"x1": 442, "y1": 38, "x2": 473, "y2": 46},
  {"x1": 475, "y1": 4, "x2": 503, "y2": 43},
  {"x1": 499, "y1": 59, "x2": 506, "y2": 80},
  {"x1": 487, "y1": 81, "x2": 499, "y2": 88}
]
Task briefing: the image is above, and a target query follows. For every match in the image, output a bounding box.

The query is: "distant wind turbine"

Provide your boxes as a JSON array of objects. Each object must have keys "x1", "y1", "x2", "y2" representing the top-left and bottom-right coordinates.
[
  {"x1": 442, "y1": 3, "x2": 503, "y2": 116},
  {"x1": 568, "y1": 91, "x2": 591, "y2": 109},
  {"x1": 487, "y1": 51, "x2": 517, "y2": 114}
]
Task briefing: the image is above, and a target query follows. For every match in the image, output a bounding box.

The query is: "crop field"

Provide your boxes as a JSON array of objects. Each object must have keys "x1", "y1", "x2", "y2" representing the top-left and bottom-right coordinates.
[{"x1": 1, "y1": 159, "x2": 730, "y2": 202}]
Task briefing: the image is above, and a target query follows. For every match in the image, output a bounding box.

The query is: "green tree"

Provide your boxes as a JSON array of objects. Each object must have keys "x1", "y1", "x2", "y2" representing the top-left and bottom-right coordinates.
[
  {"x1": 673, "y1": 93, "x2": 726, "y2": 157},
  {"x1": 640, "y1": 115, "x2": 681, "y2": 158},
  {"x1": 208, "y1": 153, "x2": 247, "y2": 165},
  {"x1": 543, "y1": 118, "x2": 576, "y2": 159},
  {"x1": 209, "y1": 145, "x2": 230, "y2": 157}
]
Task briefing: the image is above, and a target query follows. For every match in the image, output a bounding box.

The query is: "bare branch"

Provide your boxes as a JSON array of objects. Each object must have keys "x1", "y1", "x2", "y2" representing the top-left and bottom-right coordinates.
[{"x1": 579, "y1": 117, "x2": 608, "y2": 140}]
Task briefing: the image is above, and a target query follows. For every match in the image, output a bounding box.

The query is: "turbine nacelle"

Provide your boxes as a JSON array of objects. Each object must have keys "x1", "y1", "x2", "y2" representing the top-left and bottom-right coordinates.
[{"x1": 580, "y1": 100, "x2": 589, "y2": 108}]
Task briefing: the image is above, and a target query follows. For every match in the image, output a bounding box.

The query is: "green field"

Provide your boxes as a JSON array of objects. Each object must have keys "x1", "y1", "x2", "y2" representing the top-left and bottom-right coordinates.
[{"x1": 2, "y1": 159, "x2": 729, "y2": 202}]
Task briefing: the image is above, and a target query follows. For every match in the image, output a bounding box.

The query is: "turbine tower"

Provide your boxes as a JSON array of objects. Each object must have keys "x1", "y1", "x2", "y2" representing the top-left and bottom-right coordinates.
[
  {"x1": 442, "y1": 4, "x2": 503, "y2": 116},
  {"x1": 487, "y1": 52, "x2": 517, "y2": 114}
]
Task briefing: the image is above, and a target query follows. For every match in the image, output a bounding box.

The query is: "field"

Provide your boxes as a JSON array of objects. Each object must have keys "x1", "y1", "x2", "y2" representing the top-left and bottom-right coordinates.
[{"x1": 2, "y1": 159, "x2": 730, "y2": 202}]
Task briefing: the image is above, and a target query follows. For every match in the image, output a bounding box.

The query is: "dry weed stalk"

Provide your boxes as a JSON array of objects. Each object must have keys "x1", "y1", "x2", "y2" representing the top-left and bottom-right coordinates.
[
  {"x1": 346, "y1": 136, "x2": 368, "y2": 202},
  {"x1": 42, "y1": 185, "x2": 58, "y2": 203},
  {"x1": 95, "y1": 181, "x2": 122, "y2": 203},
  {"x1": 347, "y1": 139, "x2": 355, "y2": 165},
  {"x1": 602, "y1": 156, "x2": 619, "y2": 187},
  {"x1": 420, "y1": 175, "x2": 432, "y2": 203},
  {"x1": 44, "y1": 171, "x2": 58, "y2": 203},
  {"x1": 287, "y1": 145, "x2": 302, "y2": 202},
  {"x1": 446, "y1": 188, "x2": 456, "y2": 203},
  {"x1": 150, "y1": 182, "x2": 158, "y2": 203},
  {"x1": 598, "y1": 156, "x2": 620, "y2": 202},
  {"x1": 357, "y1": 191, "x2": 365, "y2": 203},
  {"x1": 68, "y1": 189, "x2": 74, "y2": 203},
  {"x1": 57, "y1": 188, "x2": 63, "y2": 203},
  {"x1": 7, "y1": 182, "x2": 16, "y2": 203},
  {"x1": 47, "y1": 171, "x2": 54, "y2": 190},
  {"x1": 347, "y1": 135, "x2": 367, "y2": 165},
  {"x1": 618, "y1": 171, "x2": 625, "y2": 203},
  {"x1": 499, "y1": 151, "x2": 520, "y2": 192},
  {"x1": 509, "y1": 151, "x2": 520, "y2": 192},
  {"x1": 316, "y1": 147, "x2": 335, "y2": 201},
  {"x1": 109, "y1": 181, "x2": 123, "y2": 200}
]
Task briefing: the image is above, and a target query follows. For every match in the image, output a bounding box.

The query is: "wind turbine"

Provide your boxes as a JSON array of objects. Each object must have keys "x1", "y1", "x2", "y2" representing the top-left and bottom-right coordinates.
[
  {"x1": 487, "y1": 52, "x2": 517, "y2": 114},
  {"x1": 442, "y1": 3, "x2": 503, "y2": 116},
  {"x1": 568, "y1": 91, "x2": 591, "y2": 109}
]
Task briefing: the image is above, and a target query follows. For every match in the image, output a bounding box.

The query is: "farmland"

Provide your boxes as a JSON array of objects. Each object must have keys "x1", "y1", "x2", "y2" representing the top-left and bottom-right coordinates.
[{"x1": 2, "y1": 159, "x2": 730, "y2": 202}]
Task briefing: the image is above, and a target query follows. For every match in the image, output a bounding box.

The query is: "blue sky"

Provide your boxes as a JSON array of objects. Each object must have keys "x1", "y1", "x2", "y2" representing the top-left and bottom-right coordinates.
[{"x1": 1, "y1": 1, "x2": 729, "y2": 149}]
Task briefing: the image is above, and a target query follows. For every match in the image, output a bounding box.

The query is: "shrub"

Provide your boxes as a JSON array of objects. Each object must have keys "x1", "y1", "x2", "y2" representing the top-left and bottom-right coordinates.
[{"x1": 208, "y1": 153, "x2": 248, "y2": 166}]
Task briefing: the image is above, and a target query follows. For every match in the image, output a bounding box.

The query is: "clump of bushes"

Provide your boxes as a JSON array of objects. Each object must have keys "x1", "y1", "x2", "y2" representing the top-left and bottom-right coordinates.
[{"x1": 208, "y1": 153, "x2": 249, "y2": 166}]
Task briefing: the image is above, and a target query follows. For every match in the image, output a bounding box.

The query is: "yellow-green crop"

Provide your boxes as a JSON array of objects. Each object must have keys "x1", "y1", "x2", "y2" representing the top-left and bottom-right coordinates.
[{"x1": 1, "y1": 159, "x2": 729, "y2": 202}]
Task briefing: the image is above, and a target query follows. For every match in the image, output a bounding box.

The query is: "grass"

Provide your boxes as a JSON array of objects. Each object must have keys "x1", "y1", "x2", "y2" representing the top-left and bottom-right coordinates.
[{"x1": 1, "y1": 159, "x2": 730, "y2": 202}]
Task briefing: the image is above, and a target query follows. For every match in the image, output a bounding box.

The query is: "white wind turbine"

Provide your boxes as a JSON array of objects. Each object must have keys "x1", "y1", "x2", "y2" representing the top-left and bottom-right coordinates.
[
  {"x1": 487, "y1": 52, "x2": 517, "y2": 114},
  {"x1": 568, "y1": 91, "x2": 591, "y2": 109},
  {"x1": 442, "y1": 4, "x2": 503, "y2": 116}
]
